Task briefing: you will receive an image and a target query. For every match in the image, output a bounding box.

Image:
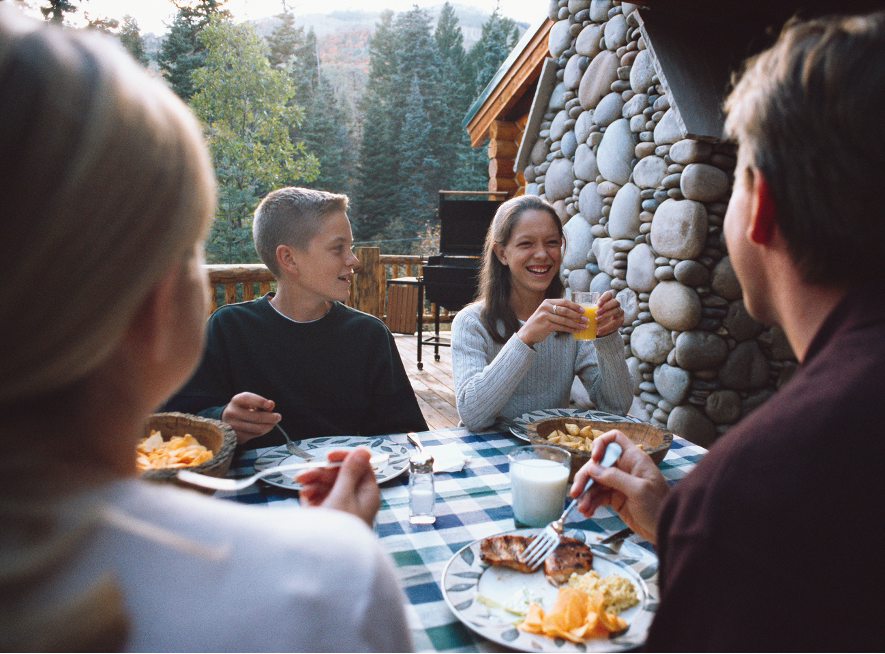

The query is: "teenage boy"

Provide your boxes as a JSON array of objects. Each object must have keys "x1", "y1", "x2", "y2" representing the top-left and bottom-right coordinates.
[
  {"x1": 570, "y1": 12, "x2": 885, "y2": 650},
  {"x1": 167, "y1": 187, "x2": 428, "y2": 448}
]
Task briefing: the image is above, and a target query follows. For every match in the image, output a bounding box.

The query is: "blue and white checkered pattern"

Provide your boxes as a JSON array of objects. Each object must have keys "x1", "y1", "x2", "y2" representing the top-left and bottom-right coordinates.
[{"x1": 219, "y1": 428, "x2": 705, "y2": 652}]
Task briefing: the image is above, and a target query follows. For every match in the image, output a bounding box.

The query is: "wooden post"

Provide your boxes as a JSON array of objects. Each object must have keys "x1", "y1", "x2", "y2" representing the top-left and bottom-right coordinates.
[
  {"x1": 488, "y1": 119, "x2": 522, "y2": 196},
  {"x1": 353, "y1": 246, "x2": 383, "y2": 318}
]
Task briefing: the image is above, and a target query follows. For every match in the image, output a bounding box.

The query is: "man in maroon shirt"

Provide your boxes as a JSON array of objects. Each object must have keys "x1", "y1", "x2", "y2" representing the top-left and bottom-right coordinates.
[{"x1": 571, "y1": 12, "x2": 885, "y2": 651}]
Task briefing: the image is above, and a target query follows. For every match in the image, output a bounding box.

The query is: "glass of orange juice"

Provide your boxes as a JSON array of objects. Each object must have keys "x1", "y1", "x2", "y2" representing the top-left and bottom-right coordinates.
[{"x1": 572, "y1": 291, "x2": 600, "y2": 339}]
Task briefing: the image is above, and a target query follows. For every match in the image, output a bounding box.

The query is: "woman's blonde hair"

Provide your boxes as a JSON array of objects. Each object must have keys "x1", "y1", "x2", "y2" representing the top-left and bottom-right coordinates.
[
  {"x1": 0, "y1": 7, "x2": 216, "y2": 650},
  {"x1": 0, "y1": 7, "x2": 216, "y2": 403}
]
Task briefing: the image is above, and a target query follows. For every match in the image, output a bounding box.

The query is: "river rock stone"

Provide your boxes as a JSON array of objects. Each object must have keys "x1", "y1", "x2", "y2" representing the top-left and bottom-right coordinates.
[
  {"x1": 626, "y1": 242, "x2": 657, "y2": 293},
  {"x1": 562, "y1": 214, "x2": 593, "y2": 269},
  {"x1": 549, "y1": 19, "x2": 572, "y2": 58},
  {"x1": 589, "y1": 0, "x2": 611, "y2": 22},
  {"x1": 675, "y1": 331, "x2": 728, "y2": 370},
  {"x1": 550, "y1": 110, "x2": 569, "y2": 141},
  {"x1": 544, "y1": 157, "x2": 575, "y2": 202},
  {"x1": 549, "y1": 82, "x2": 567, "y2": 111},
  {"x1": 590, "y1": 271, "x2": 613, "y2": 294},
  {"x1": 680, "y1": 163, "x2": 729, "y2": 202},
  {"x1": 567, "y1": 267, "x2": 592, "y2": 292},
  {"x1": 608, "y1": 182, "x2": 642, "y2": 240},
  {"x1": 604, "y1": 14, "x2": 627, "y2": 49},
  {"x1": 617, "y1": 287, "x2": 639, "y2": 325},
  {"x1": 653, "y1": 108, "x2": 682, "y2": 145},
  {"x1": 630, "y1": 49, "x2": 655, "y2": 95},
  {"x1": 622, "y1": 92, "x2": 648, "y2": 119},
  {"x1": 631, "y1": 322, "x2": 673, "y2": 364},
  {"x1": 574, "y1": 144, "x2": 600, "y2": 181},
  {"x1": 759, "y1": 326, "x2": 795, "y2": 360},
  {"x1": 626, "y1": 356, "x2": 643, "y2": 394},
  {"x1": 669, "y1": 139, "x2": 713, "y2": 164},
  {"x1": 711, "y1": 256, "x2": 742, "y2": 300},
  {"x1": 650, "y1": 199, "x2": 708, "y2": 260},
  {"x1": 525, "y1": 182, "x2": 540, "y2": 196},
  {"x1": 579, "y1": 51, "x2": 619, "y2": 110},
  {"x1": 575, "y1": 111, "x2": 595, "y2": 144},
  {"x1": 668, "y1": 405, "x2": 717, "y2": 447},
  {"x1": 719, "y1": 340, "x2": 769, "y2": 390},
  {"x1": 724, "y1": 300, "x2": 763, "y2": 342},
  {"x1": 594, "y1": 92, "x2": 625, "y2": 127},
  {"x1": 705, "y1": 390, "x2": 741, "y2": 424},
  {"x1": 596, "y1": 118, "x2": 633, "y2": 185},
  {"x1": 561, "y1": 130, "x2": 578, "y2": 159},
  {"x1": 649, "y1": 281, "x2": 702, "y2": 331},
  {"x1": 575, "y1": 23, "x2": 603, "y2": 58},
  {"x1": 531, "y1": 138, "x2": 550, "y2": 166},
  {"x1": 593, "y1": 237, "x2": 616, "y2": 276},
  {"x1": 633, "y1": 155, "x2": 667, "y2": 189},
  {"x1": 548, "y1": 0, "x2": 560, "y2": 20},
  {"x1": 673, "y1": 260, "x2": 709, "y2": 286},
  {"x1": 654, "y1": 363, "x2": 690, "y2": 405},
  {"x1": 578, "y1": 182, "x2": 604, "y2": 224},
  {"x1": 564, "y1": 54, "x2": 584, "y2": 90}
]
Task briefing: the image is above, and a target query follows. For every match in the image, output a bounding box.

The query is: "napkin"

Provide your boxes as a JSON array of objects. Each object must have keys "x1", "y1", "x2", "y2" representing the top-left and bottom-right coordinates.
[{"x1": 425, "y1": 443, "x2": 471, "y2": 473}]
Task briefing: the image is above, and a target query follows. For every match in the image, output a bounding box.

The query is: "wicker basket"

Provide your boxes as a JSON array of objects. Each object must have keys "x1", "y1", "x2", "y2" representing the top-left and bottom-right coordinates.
[
  {"x1": 526, "y1": 417, "x2": 673, "y2": 480},
  {"x1": 139, "y1": 412, "x2": 237, "y2": 483}
]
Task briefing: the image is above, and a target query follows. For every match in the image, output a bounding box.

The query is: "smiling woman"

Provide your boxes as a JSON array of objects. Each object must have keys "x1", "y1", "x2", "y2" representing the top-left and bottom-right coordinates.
[{"x1": 451, "y1": 195, "x2": 634, "y2": 431}]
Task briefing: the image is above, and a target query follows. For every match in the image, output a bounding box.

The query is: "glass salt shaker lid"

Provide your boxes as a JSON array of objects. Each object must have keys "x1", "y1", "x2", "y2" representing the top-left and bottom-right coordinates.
[{"x1": 409, "y1": 451, "x2": 434, "y2": 473}]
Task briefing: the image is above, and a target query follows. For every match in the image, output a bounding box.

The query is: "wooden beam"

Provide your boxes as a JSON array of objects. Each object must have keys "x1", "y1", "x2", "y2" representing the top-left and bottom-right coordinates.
[
  {"x1": 465, "y1": 19, "x2": 553, "y2": 147},
  {"x1": 489, "y1": 177, "x2": 519, "y2": 194},
  {"x1": 490, "y1": 120, "x2": 522, "y2": 141},
  {"x1": 489, "y1": 157, "x2": 516, "y2": 179},
  {"x1": 488, "y1": 139, "x2": 519, "y2": 158}
]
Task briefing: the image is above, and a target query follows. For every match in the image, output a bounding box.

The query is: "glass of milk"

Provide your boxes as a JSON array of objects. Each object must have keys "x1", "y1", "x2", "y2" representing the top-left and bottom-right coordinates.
[{"x1": 508, "y1": 445, "x2": 571, "y2": 528}]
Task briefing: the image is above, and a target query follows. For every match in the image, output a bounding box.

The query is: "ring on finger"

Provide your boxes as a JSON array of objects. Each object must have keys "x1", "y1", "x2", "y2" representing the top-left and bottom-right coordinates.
[{"x1": 553, "y1": 305, "x2": 558, "y2": 315}]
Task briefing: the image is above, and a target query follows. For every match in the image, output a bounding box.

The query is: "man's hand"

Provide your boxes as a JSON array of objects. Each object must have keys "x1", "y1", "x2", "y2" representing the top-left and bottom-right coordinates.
[
  {"x1": 296, "y1": 448, "x2": 381, "y2": 527},
  {"x1": 570, "y1": 430, "x2": 670, "y2": 545},
  {"x1": 222, "y1": 392, "x2": 280, "y2": 444}
]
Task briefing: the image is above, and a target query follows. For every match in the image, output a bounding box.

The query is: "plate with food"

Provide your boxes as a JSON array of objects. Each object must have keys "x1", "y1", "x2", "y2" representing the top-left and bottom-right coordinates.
[
  {"x1": 252, "y1": 435, "x2": 410, "y2": 490},
  {"x1": 441, "y1": 529, "x2": 659, "y2": 652},
  {"x1": 509, "y1": 409, "x2": 642, "y2": 442}
]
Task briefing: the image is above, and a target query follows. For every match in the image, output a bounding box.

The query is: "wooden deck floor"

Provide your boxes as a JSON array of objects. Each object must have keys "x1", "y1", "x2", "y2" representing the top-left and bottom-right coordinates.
[{"x1": 393, "y1": 332, "x2": 461, "y2": 430}]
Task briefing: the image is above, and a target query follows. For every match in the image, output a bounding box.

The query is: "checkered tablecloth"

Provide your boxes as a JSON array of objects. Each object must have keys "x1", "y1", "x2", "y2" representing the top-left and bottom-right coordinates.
[{"x1": 219, "y1": 428, "x2": 706, "y2": 652}]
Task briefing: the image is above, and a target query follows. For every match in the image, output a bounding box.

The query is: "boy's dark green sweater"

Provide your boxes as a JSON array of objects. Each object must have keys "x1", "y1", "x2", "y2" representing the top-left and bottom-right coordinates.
[{"x1": 165, "y1": 295, "x2": 428, "y2": 449}]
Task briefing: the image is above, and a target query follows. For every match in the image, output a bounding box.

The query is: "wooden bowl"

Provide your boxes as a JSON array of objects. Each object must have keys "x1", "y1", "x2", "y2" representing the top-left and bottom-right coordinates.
[
  {"x1": 526, "y1": 417, "x2": 673, "y2": 480},
  {"x1": 139, "y1": 412, "x2": 237, "y2": 484}
]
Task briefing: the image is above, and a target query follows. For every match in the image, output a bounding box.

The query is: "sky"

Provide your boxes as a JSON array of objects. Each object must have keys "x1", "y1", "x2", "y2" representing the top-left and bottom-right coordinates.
[{"x1": 20, "y1": 0, "x2": 543, "y2": 34}]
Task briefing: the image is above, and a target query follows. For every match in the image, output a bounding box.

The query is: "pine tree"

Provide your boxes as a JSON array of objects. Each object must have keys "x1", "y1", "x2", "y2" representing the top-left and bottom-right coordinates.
[
  {"x1": 118, "y1": 15, "x2": 149, "y2": 66},
  {"x1": 353, "y1": 10, "x2": 400, "y2": 241},
  {"x1": 39, "y1": 0, "x2": 78, "y2": 23},
  {"x1": 468, "y1": 9, "x2": 520, "y2": 99},
  {"x1": 266, "y1": 8, "x2": 303, "y2": 69},
  {"x1": 158, "y1": 0, "x2": 229, "y2": 100}
]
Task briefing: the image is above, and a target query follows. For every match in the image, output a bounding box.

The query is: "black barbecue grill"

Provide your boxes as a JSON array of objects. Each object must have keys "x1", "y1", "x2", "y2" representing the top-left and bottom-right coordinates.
[{"x1": 415, "y1": 191, "x2": 507, "y2": 368}]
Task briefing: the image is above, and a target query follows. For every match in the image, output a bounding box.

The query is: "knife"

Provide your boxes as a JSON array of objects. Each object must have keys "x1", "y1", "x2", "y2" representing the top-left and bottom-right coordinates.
[{"x1": 598, "y1": 527, "x2": 634, "y2": 544}]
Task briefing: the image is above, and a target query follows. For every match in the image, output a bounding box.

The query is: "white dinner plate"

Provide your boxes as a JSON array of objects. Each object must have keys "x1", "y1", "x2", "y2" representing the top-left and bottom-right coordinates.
[
  {"x1": 441, "y1": 528, "x2": 659, "y2": 652},
  {"x1": 510, "y1": 408, "x2": 643, "y2": 441},
  {"x1": 252, "y1": 435, "x2": 410, "y2": 490}
]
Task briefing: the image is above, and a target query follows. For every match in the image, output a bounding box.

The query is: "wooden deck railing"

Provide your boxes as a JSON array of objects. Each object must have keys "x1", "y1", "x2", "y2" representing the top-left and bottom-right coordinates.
[{"x1": 205, "y1": 247, "x2": 454, "y2": 324}]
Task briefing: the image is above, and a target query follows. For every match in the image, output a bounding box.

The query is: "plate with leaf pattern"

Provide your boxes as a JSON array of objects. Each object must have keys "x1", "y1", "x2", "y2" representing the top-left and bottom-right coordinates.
[
  {"x1": 253, "y1": 436, "x2": 410, "y2": 490},
  {"x1": 441, "y1": 528, "x2": 659, "y2": 652}
]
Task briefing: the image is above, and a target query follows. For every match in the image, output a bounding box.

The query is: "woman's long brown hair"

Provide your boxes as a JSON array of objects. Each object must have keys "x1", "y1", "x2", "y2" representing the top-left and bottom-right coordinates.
[{"x1": 477, "y1": 195, "x2": 565, "y2": 343}]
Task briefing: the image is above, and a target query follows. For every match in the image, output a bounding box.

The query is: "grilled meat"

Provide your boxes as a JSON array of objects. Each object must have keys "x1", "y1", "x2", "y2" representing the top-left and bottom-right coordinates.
[
  {"x1": 479, "y1": 534, "x2": 535, "y2": 573},
  {"x1": 543, "y1": 536, "x2": 594, "y2": 586}
]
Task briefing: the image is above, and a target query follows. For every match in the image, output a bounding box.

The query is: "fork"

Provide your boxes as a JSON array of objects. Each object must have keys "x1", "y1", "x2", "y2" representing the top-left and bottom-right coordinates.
[
  {"x1": 518, "y1": 442, "x2": 623, "y2": 570},
  {"x1": 275, "y1": 422, "x2": 313, "y2": 460},
  {"x1": 176, "y1": 452, "x2": 390, "y2": 491}
]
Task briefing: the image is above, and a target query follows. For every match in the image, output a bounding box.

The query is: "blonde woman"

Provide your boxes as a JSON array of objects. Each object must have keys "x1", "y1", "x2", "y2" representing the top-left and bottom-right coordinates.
[
  {"x1": 452, "y1": 195, "x2": 633, "y2": 431},
  {"x1": 0, "y1": 8, "x2": 409, "y2": 652}
]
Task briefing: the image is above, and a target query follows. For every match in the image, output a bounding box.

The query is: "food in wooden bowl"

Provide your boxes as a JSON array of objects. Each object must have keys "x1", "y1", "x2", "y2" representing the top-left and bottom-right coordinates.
[
  {"x1": 526, "y1": 418, "x2": 672, "y2": 480},
  {"x1": 139, "y1": 412, "x2": 236, "y2": 485}
]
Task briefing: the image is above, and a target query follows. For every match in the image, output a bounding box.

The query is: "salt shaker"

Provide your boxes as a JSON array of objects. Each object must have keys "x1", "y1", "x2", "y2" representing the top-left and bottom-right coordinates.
[{"x1": 408, "y1": 451, "x2": 435, "y2": 525}]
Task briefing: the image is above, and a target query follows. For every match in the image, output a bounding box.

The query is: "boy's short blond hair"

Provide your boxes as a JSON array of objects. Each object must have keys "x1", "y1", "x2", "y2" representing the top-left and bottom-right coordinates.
[{"x1": 253, "y1": 187, "x2": 348, "y2": 277}]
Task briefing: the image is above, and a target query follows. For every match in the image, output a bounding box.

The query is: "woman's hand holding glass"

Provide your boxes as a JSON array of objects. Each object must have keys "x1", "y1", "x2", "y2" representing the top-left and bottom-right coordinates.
[
  {"x1": 568, "y1": 430, "x2": 670, "y2": 546},
  {"x1": 516, "y1": 298, "x2": 589, "y2": 346},
  {"x1": 594, "y1": 291, "x2": 625, "y2": 337}
]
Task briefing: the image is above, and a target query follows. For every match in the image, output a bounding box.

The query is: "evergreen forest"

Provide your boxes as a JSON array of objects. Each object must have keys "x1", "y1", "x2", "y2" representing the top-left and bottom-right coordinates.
[{"x1": 18, "y1": 0, "x2": 521, "y2": 262}]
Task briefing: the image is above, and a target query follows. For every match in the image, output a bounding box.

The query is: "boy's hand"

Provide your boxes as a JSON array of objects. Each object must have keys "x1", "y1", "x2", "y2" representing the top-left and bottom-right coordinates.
[{"x1": 222, "y1": 392, "x2": 280, "y2": 444}]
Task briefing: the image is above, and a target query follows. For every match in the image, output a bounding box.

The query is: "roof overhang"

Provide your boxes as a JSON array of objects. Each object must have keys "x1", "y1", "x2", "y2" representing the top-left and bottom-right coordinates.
[{"x1": 463, "y1": 16, "x2": 553, "y2": 147}]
